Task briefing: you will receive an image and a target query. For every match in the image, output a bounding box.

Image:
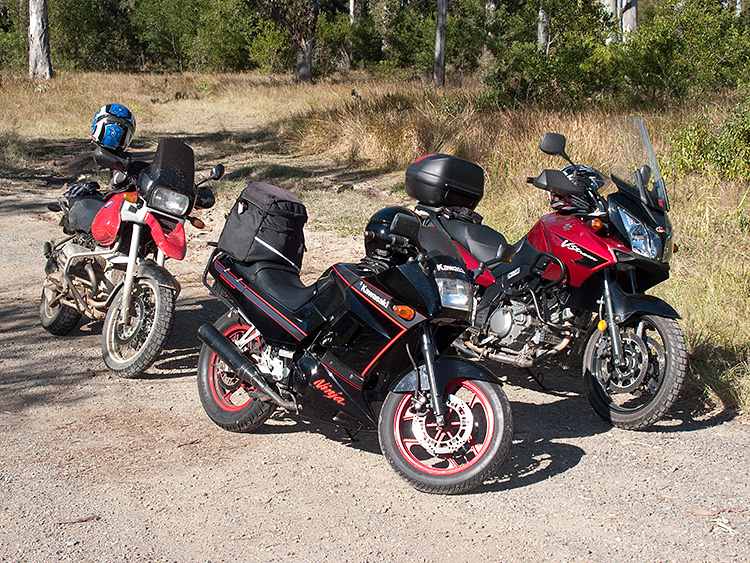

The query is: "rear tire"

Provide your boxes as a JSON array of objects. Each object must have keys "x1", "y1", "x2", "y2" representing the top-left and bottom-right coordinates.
[
  {"x1": 101, "y1": 276, "x2": 175, "y2": 378},
  {"x1": 40, "y1": 281, "x2": 81, "y2": 336},
  {"x1": 197, "y1": 312, "x2": 276, "y2": 432},
  {"x1": 379, "y1": 377, "x2": 513, "y2": 494}
]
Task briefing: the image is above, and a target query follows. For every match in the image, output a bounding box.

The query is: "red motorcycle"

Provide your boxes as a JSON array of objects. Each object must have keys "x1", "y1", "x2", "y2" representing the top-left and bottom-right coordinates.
[
  {"x1": 41, "y1": 139, "x2": 223, "y2": 377},
  {"x1": 406, "y1": 116, "x2": 686, "y2": 430}
]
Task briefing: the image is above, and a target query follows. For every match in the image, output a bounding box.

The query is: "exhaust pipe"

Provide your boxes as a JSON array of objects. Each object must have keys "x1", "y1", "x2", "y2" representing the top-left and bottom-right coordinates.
[
  {"x1": 459, "y1": 337, "x2": 571, "y2": 368},
  {"x1": 197, "y1": 323, "x2": 297, "y2": 412}
]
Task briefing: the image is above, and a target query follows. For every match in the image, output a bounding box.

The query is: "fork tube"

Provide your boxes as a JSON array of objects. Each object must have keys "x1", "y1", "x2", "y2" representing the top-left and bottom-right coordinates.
[
  {"x1": 120, "y1": 223, "x2": 142, "y2": 325},
  {"x1": 156, "y1": 247, "x2": 165, "y2": 267},
  {"x1": 421, "y1": 327, "x2": 446, "y2": 427},
  {"x1": 603, "y1": 270, "x2": 625, "y2": 367}
]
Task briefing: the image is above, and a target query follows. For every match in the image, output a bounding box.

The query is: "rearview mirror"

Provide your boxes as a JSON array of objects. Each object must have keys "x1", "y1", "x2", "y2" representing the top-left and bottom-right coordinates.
[
  {"x1": 209, "y1": 164, "x2": 225, "y2": 181},
  {"x1": 539, "y1": 133, "x2": 568, "y2": 158}
]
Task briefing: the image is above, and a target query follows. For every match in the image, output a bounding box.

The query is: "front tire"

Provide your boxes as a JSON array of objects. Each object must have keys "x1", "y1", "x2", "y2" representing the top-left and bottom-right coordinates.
[
  {"x1": 379, "y1": 378, "x2": 513, "y2": 494},
  {"x1": 196, "y1": 312, "x2": 275, "y2": 433},
  {"x1": 583, "y1": 314, "x2": 687, "y2": 430},
  {"x1": 101, "y1": 276, "x2": 175, "y2": 378}
]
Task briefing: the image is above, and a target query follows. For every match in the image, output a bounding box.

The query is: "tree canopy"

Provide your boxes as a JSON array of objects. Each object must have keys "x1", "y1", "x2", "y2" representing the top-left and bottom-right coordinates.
[{"x1": 2, "y1": 0, "x2": 749, "y2": 106}]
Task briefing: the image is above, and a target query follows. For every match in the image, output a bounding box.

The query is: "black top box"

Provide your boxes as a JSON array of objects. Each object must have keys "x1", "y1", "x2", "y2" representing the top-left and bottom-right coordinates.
[{"x1": 405, "y1": 153, "x2": 484, "y2": 210}]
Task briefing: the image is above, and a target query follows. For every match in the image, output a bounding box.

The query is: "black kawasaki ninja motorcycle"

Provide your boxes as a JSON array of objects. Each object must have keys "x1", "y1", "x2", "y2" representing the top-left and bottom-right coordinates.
[{"x1": 196, "y1": 182, "x2": 513, "y2": 494}]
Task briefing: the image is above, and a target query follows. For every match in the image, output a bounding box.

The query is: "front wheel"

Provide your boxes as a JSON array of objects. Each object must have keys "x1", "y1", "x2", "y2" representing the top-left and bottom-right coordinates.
[
  {"x1": 101, "y1": 276, "x2": 175, "y2": 378},
  {"x1": 583, "y1": 314, "x2": 687, "y2": 430},
  {"x1": 379, "y1": 378, "x2": 513, "y2": 494}
]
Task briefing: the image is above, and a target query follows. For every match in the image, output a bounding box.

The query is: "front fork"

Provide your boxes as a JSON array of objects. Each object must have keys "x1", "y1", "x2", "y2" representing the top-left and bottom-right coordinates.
[
  {"x1": 119, "y1": 223, "x2": 142, "y2": 325},
  {"x1": 421, "y1": 327, "x2": 447, "y2": 427},
  {"x1": 602, "y1": 270, "x2": 626, "y2": 368}
]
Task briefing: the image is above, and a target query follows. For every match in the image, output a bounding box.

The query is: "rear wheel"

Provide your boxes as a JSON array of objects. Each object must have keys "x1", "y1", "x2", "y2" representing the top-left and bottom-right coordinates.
[
  {"x1": 101, "y1": 276, "x2": 175, "y2": 378},
  {"x1": 40, "y1": 272, "x2": 81, "y2": 336},
  {"x1": 197, "y1": 312, "x2": 275, "y2": 432},
  {"x1": 583, "y1": 314, "x2": 687, "y2": 430},
  {"x1": 379, "y1": 377, "x2": 513, "y2": 494}
]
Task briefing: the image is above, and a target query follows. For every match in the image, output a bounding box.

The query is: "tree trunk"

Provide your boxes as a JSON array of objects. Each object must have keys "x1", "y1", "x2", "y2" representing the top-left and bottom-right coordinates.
[
  {"x1": 294, "y1": 0, "x2": 320, "y2": 83},
  {"x1": 537, "y1": 5, "x2": 550, "y2": 54},
  {"x1": 433, "y1": 0, "x2": 447, "y2": 88},
  {"x1": 622, "y1": 0, "x2": 637, "y2": 33},
  {"x1": 28, "y1": 0, "x2": 53, "y2": 79}
]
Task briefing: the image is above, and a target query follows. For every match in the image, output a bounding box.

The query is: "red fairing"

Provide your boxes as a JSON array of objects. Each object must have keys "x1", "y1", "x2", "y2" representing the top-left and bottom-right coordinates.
[
  {"x1": 144, "y1": 213, "x2": 186, "y2": 260},
  {"x1": 91, "y1": 193, "x2": 126, "y2": 246},
  {"x1": 527, "y1": 213, "x2": 628, "y2": 287},
  {"x1": 455, "y1": 244, "x2": 495, "y2": 287}
]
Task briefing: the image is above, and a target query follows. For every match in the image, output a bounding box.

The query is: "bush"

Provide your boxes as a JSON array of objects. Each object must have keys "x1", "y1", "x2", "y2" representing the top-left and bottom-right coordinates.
[{"x1": 669, "y1": 104, "x2": 750, "y2": 181}]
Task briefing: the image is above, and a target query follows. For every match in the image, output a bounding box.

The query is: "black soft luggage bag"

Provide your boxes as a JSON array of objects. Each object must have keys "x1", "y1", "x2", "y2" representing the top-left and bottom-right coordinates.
[{"x1": 217, "y1": 181, "x2": 307, "y2": 270}]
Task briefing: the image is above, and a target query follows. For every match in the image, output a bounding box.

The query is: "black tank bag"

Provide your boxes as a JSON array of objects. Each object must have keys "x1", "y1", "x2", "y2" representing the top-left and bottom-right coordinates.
[{"x1": 217, "y1": 181, "x2": 307, "y2": 270}]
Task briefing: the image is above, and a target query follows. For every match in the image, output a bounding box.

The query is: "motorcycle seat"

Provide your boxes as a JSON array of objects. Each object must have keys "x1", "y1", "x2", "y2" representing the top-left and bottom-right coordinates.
[
  {"x1": 233, "y1": 261, "x2": 340, "y2": 313},
  {"x1": 440, "y1": 218, "x2": 515, "y2": 265}
]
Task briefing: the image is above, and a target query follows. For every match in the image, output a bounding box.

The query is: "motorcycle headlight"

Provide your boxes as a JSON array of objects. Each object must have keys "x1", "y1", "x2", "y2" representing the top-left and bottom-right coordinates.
[
  {"x1": 150, "y1": 187, "x2": 190, "y2": 217},
  {"x1": 436, "y1": 277, "x2": 472, "y2": 312},
  {"x1": 617, "y1": 207, "x2": 662, "y2": 260}
]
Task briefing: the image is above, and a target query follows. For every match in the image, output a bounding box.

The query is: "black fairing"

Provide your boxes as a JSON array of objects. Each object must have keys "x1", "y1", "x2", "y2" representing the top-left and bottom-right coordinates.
[{"x1": 137, "y1": 139, "x2": 195, "y2": 210}]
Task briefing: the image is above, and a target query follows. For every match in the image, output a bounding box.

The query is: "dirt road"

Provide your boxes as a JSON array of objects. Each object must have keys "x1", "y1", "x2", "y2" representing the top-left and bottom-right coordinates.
[{"x1": 1, "y1": 167, "x2": 749, "y2": 563}]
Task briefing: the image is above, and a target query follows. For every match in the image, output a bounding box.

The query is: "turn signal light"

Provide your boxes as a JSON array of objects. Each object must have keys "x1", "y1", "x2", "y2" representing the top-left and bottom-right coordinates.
[
  {"x1": 590, "y1": 218, "x2": 604, "y2": 231},
  {"x1": 190, "y1": 217, "x2": 206, "y2": 229},
  {"x1": 123, "y1": 192, "x2": 138, "y2": 203},
  {"x1": 597, "y1": 319, "x2": 607, "y2": 332},
  {"x1": 393, "y1": 305, "x2": 415, "y2": 321}
]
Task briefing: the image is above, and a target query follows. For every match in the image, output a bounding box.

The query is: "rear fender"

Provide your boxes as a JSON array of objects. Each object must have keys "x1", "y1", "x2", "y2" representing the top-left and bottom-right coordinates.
[{"x1": 392, "y1": 357, "x2": 500, "y2": 393}]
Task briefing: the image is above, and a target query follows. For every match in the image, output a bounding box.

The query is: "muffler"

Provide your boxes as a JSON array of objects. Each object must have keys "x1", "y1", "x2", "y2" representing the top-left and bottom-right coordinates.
[{"x1": 197, "y1": 323, "x2": 297, "y2": 412}]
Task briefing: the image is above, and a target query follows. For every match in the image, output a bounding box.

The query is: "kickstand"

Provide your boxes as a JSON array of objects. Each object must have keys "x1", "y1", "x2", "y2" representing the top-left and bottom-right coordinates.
[
  {"x1": 343, "y1": 428, "x2": 359, "y2": 442},
  {"x1": 525, "y1": 368, "x2": 547, "y2": 391}
]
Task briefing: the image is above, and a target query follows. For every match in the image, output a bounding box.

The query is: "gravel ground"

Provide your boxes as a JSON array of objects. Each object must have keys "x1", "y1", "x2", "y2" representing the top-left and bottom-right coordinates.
[{"x1": 1, "y1": 173, "x2": 749, "y2": 563}]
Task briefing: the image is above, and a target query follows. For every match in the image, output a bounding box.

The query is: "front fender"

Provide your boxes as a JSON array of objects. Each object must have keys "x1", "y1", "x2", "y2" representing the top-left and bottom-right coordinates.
[
  {"x1": 391, "y1": 357, "x2": 500, "y2": 393},
  {"x1": 105, "y1": 260, "x2": 181, "y2": 307},
  {"x1": 610, "y1": 282, "x2": 680, "y2": 323}
]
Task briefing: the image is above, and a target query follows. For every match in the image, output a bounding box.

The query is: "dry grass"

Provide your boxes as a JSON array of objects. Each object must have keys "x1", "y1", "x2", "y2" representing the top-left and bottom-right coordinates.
[{"x1": 1, "y1": 71, "x2": 747, "y2": 413}]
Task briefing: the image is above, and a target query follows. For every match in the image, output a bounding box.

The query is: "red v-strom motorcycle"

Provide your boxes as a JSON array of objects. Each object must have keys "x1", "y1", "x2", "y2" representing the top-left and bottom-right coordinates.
[
  {"x1": 406, "y1": 116, "x2": 687, "y2": 430},
  {"x1": 196, "y1": 183, "x2": 513, "y2": 493},
  {"x1": 41, "y1": 104, "x2": 223, "y2": 377}
]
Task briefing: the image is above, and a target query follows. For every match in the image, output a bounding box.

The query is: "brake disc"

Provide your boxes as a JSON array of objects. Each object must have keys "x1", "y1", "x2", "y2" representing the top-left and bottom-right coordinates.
[
  {"x1": 411, "y1": 394, "x2": 474, "y2": 456},
  {"x1": 598, "y1": 332, "x2": 650, "y2": 393}
]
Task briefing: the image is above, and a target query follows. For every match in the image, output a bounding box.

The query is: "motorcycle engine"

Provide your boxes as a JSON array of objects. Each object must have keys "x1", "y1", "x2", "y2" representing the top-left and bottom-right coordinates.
[
  {"x1": 487, "y1": 300, "x2": 540, "y2": 351},
  {"x1": 485, "y1": 298, "x2": 580, "y2": 353}
]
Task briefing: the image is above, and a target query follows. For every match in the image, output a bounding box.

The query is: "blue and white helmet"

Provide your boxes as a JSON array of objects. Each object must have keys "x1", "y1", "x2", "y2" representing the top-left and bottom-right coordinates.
[{"x1": 91, "y1": 104, "x2": 136, "y2": 151}]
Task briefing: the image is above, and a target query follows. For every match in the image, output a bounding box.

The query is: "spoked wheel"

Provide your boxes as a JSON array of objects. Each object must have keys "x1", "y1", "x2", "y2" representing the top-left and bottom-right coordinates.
[
  {"x1": 379, "y1": 377, "x2": 513, "y2": 494},
  {"x1": 40, "y1": 272, "x2": 81, "y2": 335},
  {"x1": 101, "y1": 276, "x2": 175, "y2": 378},
  {"x1": 583, "y1": 314, "x2": 687, "y2": 430},
  {"x1": 197, "y1": 311, "x2": 275, "y2": 433}
]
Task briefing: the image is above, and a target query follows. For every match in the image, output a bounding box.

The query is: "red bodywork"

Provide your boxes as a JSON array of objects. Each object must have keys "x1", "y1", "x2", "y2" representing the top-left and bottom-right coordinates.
[
  {"x1": 526, "y1": 213, "x2": 628, "y2": 287},
  {"x1": 91, "y1": 193, "x2": 126, "y2": 246},
  {"x1": 90, "y1": 192, "x2": 186, "y2": 260},
  {"x1": 455, "y1": 245, "x2": 496, "y2": 288}
]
